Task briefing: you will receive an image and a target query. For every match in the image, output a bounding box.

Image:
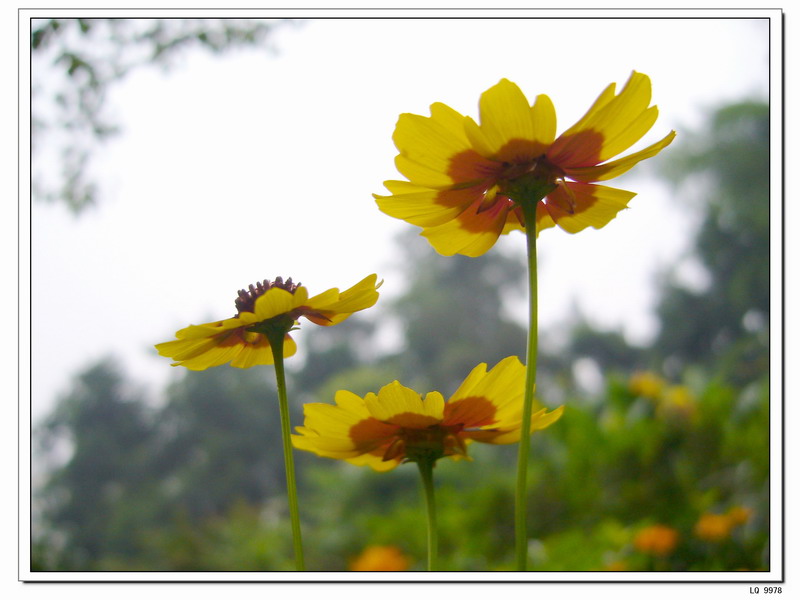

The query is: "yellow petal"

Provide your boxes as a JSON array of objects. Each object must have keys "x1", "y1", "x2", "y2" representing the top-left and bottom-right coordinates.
[
  {"x1": 566, "y1": 130, "x2": 677, "y2": 182},
  {"x1": 448, "y1": 356, "x2": 526, "y2": 428},
  {"x1": 392, "y1": 104, "x2": 471, "y2": 184},
  {"x1": 175, "y1": 342, "x2": 248, "y2": 371},
  {"x1": 301, "y1": 395, "x2": 366, "y2": 435},
  {"x1": 463, "y1": 116, "x2": 496, "y2": 158},
  {"x1": 530, "y1": 93, "x2": 557, "y2": 147},
  {"x1": 374, "y1": 180, "x2": 487, "y2": 228},
  {"x1": 394, "y1": 153, "x2": 457, "y2": 189},
  {"x1": 305, "y1": 275, "x2": 381, "y2": 326},
  {"x1": 421, "y1": 391, "x2": 446, "y2": 421},
  {"x1": 548, "y1": 72, "x2": 657, "y2": 167},
  {"x1": 530, "y1": 404, "x2": 565, "y2": 432},
  {"x1": 420, "y1": 198, "x2": 510, "y2": 257},
  {"x1": 594, "y1": 105, "x2": 658, "y2": 163},
  {"x1": 476, "y1": 79, "x2": 536, "y2": 158},
  {"x1": 476, "y1": 405, "x2": 564, "y2": 445},
  {"x1": 366, "y1": 381, "x2": 431, "y2": 423},
  {"x1": 543, "y1": 182, "x2": 636, "y2": 233},
  {"x1": 345, "y1": 452, "x2": 401, "y2": 472},
  {"x1": 253, "y1": 287, "x2": 301, "y2": 321}
]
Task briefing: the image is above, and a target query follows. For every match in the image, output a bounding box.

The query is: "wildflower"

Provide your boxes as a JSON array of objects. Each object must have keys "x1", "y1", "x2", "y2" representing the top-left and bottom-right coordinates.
[
  {"x1": 350, "y1": 545, "x2": 411, "y2": 571},
  {"x1": 657, "y1": 385, "x2": 697, "y2": 421},
  {"x1": 375, "y1": 72, "x2": 676, "y2": 257},
  {"x1": 155, "y1": 275, "x2": 381, "y2": 370},
  {"x1": 155, "y1": 274, "x2": 381, "y2": 571},
  {"x1": 727, "y1": 506, "x2": 753, "y2": 526},
  {"x1": 633, "y1": 525, "x2": 679, "y2": 557},
  {"x1": 629, "y1": 371, "x2": 666, "y2": 400},
  {"x1": 694, "y1": 509, "x2": 751, "y2": 543},
  {"x1": 292, "y1": 356, "x2": 563, "y2": 471}
]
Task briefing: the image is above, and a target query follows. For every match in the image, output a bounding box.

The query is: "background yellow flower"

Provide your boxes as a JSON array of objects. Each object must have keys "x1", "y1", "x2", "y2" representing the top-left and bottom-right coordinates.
[
  {"x1": 633, "y1": 524, "x2": 679, "y2": 557},
  {"x1": 349, "y1": 545, "x2": 411, "y2": 571}
]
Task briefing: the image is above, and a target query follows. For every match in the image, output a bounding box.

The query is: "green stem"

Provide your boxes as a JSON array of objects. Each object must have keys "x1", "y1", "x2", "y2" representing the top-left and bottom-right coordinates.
[
  {"x1": 515, "y1": 201, "x2": 540, "y2": 571},
  {"x1": 417, "y1": 458, "x2": 438, "y2": 571},
  {"x1": 268, "y1": 333, "x2": 305, "y2": 571}
]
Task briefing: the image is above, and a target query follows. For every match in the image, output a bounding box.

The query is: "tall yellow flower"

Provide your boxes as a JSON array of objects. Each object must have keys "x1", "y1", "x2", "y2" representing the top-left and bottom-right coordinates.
[
  {"x1": 155, "y1": 274, "x2": 381, "y2": 570},
  {"x1": 155, "y1": 274, "x2": 381, "y2": 370},
  {"x1": 292, "y1": 356, "x2": 563, "y2": 471},
  {"x1": 375, "y1": 71, "x2": 675, "y2": 257}
]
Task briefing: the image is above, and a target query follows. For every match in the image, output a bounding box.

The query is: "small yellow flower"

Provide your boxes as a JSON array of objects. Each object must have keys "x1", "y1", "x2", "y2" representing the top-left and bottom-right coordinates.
[
  {"x1": 349, "y1": 545, "x2": 411, "y2": 571},
  {"x1": 657, "y1": 385, "x2": 697, "y2": 421},
  {"x1": 292, "y1": 356, "x2": 563, "y2": 471},
  {"x1": 629, "y1": 371, "x2": 666, "y2": 400},
  {"x1": 694, "y1": 508, "x2": 751, "y2": 542},
  {"x1": 155, "y1": 275, "x2": 381, "y2": 370},
  {"x1": 727, "y1": 506, "x2": 753, "y2": 526},
  {"x1": 375, "y1": 72, "x2": 676, "y2": 256},
  {"x1": 633, "y1": 525, "x2": 679, "y2": 556}
]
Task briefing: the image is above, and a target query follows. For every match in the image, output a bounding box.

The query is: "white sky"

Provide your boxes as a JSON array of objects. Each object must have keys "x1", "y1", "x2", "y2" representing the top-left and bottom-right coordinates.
[{"x1": 26, "y1": 15, "x2": 772, "y2": 426}]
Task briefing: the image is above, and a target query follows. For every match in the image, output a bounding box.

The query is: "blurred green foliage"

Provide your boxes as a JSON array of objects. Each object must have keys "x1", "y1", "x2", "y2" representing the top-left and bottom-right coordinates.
[{"x1": 32, "y1": 98, "x2": 771, "y2": 573}]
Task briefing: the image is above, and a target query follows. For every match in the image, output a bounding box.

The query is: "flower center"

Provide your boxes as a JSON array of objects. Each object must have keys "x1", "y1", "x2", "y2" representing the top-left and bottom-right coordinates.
[
  {"x1": 497, "y1": 155, "x2": 563, "y2": 208},
  {"x1": 234, "y1": 276, "x2": 300, "y2": 316},
  {"x1": 383, "y1": 423, "x2": 467, "y2": 464}
]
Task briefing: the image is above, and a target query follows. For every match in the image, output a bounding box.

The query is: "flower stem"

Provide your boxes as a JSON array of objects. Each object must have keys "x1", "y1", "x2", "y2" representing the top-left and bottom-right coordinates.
[
  {"x1": 417, "y1": 458, "x2": 438, "y2": 571},
  {"x1": 268, "y1": 333, "x2": 305, "y2": 571},
  {"x1": 515, "y1": 201, "x2": 540, "y2": 571}
]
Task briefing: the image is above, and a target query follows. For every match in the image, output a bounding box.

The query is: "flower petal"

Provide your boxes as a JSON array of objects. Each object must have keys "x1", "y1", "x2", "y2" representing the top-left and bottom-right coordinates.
[
  {"x1": 531, "y1": 93, "x2": 558, "y2": 147},
  {"x1": 365, "y1": 381, "x2": 443, "y2": 426},
  {"x1": 421, "y1": 198, "x2": 511, "y2": 257},
  {"x1": 253, "y1": 287, "x2": 302, "y2": 321},
  {"x1": 470, "y1": 405, "x2": 564, "y2": 444},
  {"x1": 566, "y1": 129, "x2": 677, "y2": 182},
  {"x1": 548, "y1": 72, "x2": 657, "y2": 167},
  {"x1": 392, "y1": 102, "x2": 473, "y2": 186},
  {"x1": 447, "y1": 356, "x2": 526, "y2": 428},
  {"x1": 544, "y1": 182, "x2": 636, "y2": 233},
  {"x1": 305, "y1": 274, "x2": 381, "y2": 326},
  {"x1": 375, "y1": 180, "x2": 491, "y2": 228},
  {"x1": 475, "y1": 79, "x2": 537, "y2": 160}
]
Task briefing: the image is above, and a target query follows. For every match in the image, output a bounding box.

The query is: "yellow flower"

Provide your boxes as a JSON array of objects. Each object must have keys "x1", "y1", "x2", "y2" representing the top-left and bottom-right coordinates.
[
  {"x1": 727, "y1": 506, "x2": 753, "y2": 526},
  {"x1": 291, "y1": 356, "x2": 563, "y2": 471},
  {"x1": 657, "y1": 385, "x2": 697, "y2": 421},
  {"x1": 155, "y1": 275, "x2": 381, "y2": 370},
  {"x1": 629, "y1": 371, "x2": 666, "y2": 400},
  {"x1": 694, "y1": 512, "x2": 735, "y2": 542},
  {"x1": 633, "y1": 524, "x2": 679, "y2": 556},
  {"x1": 349, "y1": 545, "x2": 411, "y2": 571},
  {"x1": 375, "y1": 72, "x2": 676, "y2": 257}
]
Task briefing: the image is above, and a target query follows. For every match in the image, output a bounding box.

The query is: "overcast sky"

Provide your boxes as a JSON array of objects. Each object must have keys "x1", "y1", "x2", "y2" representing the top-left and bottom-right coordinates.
[{"x1": 27, "y1": 15, "x2": 773, "y2": 424}]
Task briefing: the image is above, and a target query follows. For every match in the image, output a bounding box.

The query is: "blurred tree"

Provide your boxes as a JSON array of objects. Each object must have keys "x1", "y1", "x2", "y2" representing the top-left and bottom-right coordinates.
[
  {"x1": 153, "y1": 365, "x2": 292, "y2": 519},
  {"x1": 383, "y1": 231, "x2": 528, "y2": 394},
  {"x1": 653, "y1": 102, "x2": 769, "y2": 381},
  {"x1": 31, "y1": 18, "x2": 291, "y2": 213},
  {"x1": 36, "y1": 359, "x2": 157, "y2": 568},
  {"x1": 536, "y1": 101, "x2": 770, "y2": 386}
]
